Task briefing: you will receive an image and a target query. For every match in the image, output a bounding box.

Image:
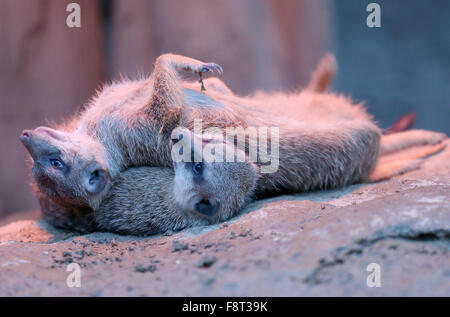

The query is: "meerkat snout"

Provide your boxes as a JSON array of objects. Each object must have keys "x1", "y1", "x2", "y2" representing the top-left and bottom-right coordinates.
[{"x1": 194, "y1": 199, "x2": 219, "y2": 217}]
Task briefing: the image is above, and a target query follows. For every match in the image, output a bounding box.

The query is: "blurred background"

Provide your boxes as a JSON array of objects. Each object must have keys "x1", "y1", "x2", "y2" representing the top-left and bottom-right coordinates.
[{"x1": 0, "y1": 0, "x2": 449, "y2": 222}]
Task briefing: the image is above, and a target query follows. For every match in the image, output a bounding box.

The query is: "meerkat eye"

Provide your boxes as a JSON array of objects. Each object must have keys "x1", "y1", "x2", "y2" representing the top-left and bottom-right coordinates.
[
  {"x1": 192, "y1": 162, "x2": 203, "y2": 176},
  {"x1": 49, "y1": 158, "x2": 64, "y2": 169}
]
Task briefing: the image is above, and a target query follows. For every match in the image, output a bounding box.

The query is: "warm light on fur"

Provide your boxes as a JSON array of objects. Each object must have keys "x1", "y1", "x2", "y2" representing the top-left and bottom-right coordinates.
[{"x1": 20, "y1": 54, "x2": 447, "y2": 235}]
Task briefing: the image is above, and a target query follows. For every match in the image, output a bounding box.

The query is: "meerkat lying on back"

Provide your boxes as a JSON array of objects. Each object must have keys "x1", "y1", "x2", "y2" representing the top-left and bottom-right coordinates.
[
  {"x1": 20, "y1": 53, "x2": 447, "y2": 233},
  {"x1": 21, "y1": 54, "x2": 382, "y2": 209}
]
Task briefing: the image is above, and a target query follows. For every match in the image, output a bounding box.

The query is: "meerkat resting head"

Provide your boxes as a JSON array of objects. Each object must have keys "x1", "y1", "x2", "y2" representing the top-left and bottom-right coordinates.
[
  {"x1": 20, "y1": 125, "x2": 259, "y2": 236},
  {"x1": 93, "y1": 127, "x2": 260, "y2": 236},
  {"x1": 170, "y1": 127, "x2": 259, "y2": 223},
  {"x1": 20, "y1": 126, "x2": 111, "y2": 210}
]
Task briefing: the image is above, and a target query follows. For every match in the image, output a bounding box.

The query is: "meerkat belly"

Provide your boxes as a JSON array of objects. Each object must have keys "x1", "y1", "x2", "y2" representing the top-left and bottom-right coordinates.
[{"x1": 183, "y1": 88, "x2": 224, "y2": 109}]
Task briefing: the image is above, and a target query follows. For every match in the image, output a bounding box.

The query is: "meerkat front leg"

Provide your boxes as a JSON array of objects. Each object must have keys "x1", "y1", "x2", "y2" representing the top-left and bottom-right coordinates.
[
  {"x1": 380, "y1": 129, "x2": 447, "y2": 155},
  {"x1": 154, "y1": 53, "x2": 222, "y2": 92},
  {"x1": 147, "y1": 54, "x2": 223, "y2": 130}
]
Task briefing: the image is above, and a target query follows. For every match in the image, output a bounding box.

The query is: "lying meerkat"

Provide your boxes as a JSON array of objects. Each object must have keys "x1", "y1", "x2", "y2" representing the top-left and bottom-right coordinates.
[
  {"x1": 33, "y1": 126, "x2": 445, "y2": 236},
  {"x1": 94, "y1": 128, "x2": 258, "y2": 235},
  {"x1": 34, "y1": 127, "x2": 445, "y2": 235},
  {"x1": 20, "y1": 53, "x2": 446, "y2": 232},
  {"x1": 20, "y1": 55, "x2": 337, "y2": 233},
  {"x1": 20, "y1": 54, "x2": 377, "y2": 207},
  {"x1": 33, "y1": 128, "x2": 258, "y2": 235}
]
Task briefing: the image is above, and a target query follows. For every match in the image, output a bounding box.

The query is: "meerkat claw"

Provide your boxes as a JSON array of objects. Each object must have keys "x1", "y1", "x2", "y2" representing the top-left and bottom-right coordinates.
[
  {"x1": 197, "y1": 63, "x2": 223, "y2": 91},
  {"x1": 198, "y1": 72, "x2": 206, "y2": 91},
  {"x1": 200, "y1": 63, "x2": 223, "y2": 75}
]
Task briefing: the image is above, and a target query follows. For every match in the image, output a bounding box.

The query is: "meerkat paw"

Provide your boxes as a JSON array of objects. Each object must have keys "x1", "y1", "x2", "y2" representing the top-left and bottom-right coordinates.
[
  {"x1": 158, "y1": 54, "x2": 223, "y2": 76},
  {"x1": 182, "y1": 62, "x2": 223, "y2": 91},
  {"x1": 423, "y1": 131, "x2": 447, "y2": 144},
  {"x1": 403, "y1": 130, "x2": 447, "y2": 145},
  {"x1": 198, "y1": 63, "x2": 223, "y2": 75},
  {"x1": 182, "y1": 62, "x2": 223, "y2": 76}
]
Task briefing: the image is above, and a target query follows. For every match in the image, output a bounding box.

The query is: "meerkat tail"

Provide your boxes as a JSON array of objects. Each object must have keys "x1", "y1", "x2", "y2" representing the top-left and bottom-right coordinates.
[
  {"x1": 383, "y1": 112, "x2": 417, "y2": 135},
  {"x1": 305, "y1": 53, "x2": 337, "y2": 92},
  {"x1": 380, "y1": 129, "x2": 447, "y2": 155},
  {"x1": 368, "y1": 142, "x2": 446, "y2": 182}
]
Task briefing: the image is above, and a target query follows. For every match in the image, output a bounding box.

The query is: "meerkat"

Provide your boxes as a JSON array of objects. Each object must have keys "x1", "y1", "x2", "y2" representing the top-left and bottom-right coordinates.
[
  {"x1": 94, "y1": 128, "x2": 258, "y2": 235},
  {"x1": 20, "y1": 53, "x2": 446, "y2": 230},
  {"x1": 20, "y1": 55, "x2": 337, "y2": 232},
  {"x1": 31, "y1": 127, "x2": 445, "y2": 235},
  {"x1": 32, "y1": 128, "x2": 258, "y2": 235},
  {"x1": 19, "y1": 54, "x2": 372, "y2": 206},
  {"x1": 31, "y1": 126, "x2": 444, "y2": 235}
]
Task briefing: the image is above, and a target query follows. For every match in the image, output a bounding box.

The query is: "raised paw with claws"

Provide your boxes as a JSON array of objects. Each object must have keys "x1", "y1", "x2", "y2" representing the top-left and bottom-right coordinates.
[{"x1": 197, "y1": 63, "x2": 223, "y2": 91}]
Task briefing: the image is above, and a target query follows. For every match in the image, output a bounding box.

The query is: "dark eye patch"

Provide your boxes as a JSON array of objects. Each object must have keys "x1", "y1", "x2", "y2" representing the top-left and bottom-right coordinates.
[
  {"x1": 192, "y1": 162, "x2": 203, "y2": 176},
  {"x1": 50, "y1": 158, "x2": 64, "y2": 169},
  {"x1": 47, "y1": 157, "x2": 70, "y2": 174},
  {"x1": 183, "y1": 162, "x2": 204, "y2": 182}
]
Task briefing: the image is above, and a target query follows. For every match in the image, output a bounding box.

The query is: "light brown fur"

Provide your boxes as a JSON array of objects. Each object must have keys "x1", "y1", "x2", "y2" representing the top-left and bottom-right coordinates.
[
  {"x1": 95, "y1": 128, "x2": 258, "y2": 235},
  {"x1": 24, "y1": 54, "x2": 382, "y2": 206},
  {"x1": 20, "y1": 53, "x2": 447, "y2": 234}
]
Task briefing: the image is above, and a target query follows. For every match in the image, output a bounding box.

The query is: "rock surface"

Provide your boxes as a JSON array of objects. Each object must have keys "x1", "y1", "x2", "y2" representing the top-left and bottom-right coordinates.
[{"x1": 1, "y1": 140, "x2": 449, "y2": 296}]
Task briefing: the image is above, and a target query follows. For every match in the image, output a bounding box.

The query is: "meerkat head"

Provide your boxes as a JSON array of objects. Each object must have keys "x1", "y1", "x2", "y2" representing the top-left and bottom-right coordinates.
[
  {"x1": 20, "y1": 126, "x2": 111, "y2": 210},
  {"x1": 170, "y1": 127, "x2": 259, "y2": 222}
]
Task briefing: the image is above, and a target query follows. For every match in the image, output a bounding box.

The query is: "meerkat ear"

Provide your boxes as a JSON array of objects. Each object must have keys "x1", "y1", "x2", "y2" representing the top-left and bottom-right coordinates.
[{"x1": 84, "y1": 168, "x2": 108, "y2": 194}]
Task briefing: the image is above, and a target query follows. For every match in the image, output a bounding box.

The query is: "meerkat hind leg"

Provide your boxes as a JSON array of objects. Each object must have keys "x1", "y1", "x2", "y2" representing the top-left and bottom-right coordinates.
[
  {"x1": 368, "y1": 159, "x2": 422, "y2": 182},
  {"x1": 380, "y1": 129, "x2": 447, "y2": 155},
  {"x1": 368, "y1": 142, "x2": 446, "y2": 182}
]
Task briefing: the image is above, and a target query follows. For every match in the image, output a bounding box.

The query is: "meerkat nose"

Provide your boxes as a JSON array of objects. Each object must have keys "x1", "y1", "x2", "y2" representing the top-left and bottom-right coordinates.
[
  {"x1": 171, "y1": 133, "x2": 184, "y2": 145},
  {"x1": 194, "y1": 199, "x2": 218, "y2": 217},
  {"x1": 19, "y1": 130, "x2": 35, "y2": 155},
  {"x1": 21, "y1": 130, "x2": 30, "y2": 138}
]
